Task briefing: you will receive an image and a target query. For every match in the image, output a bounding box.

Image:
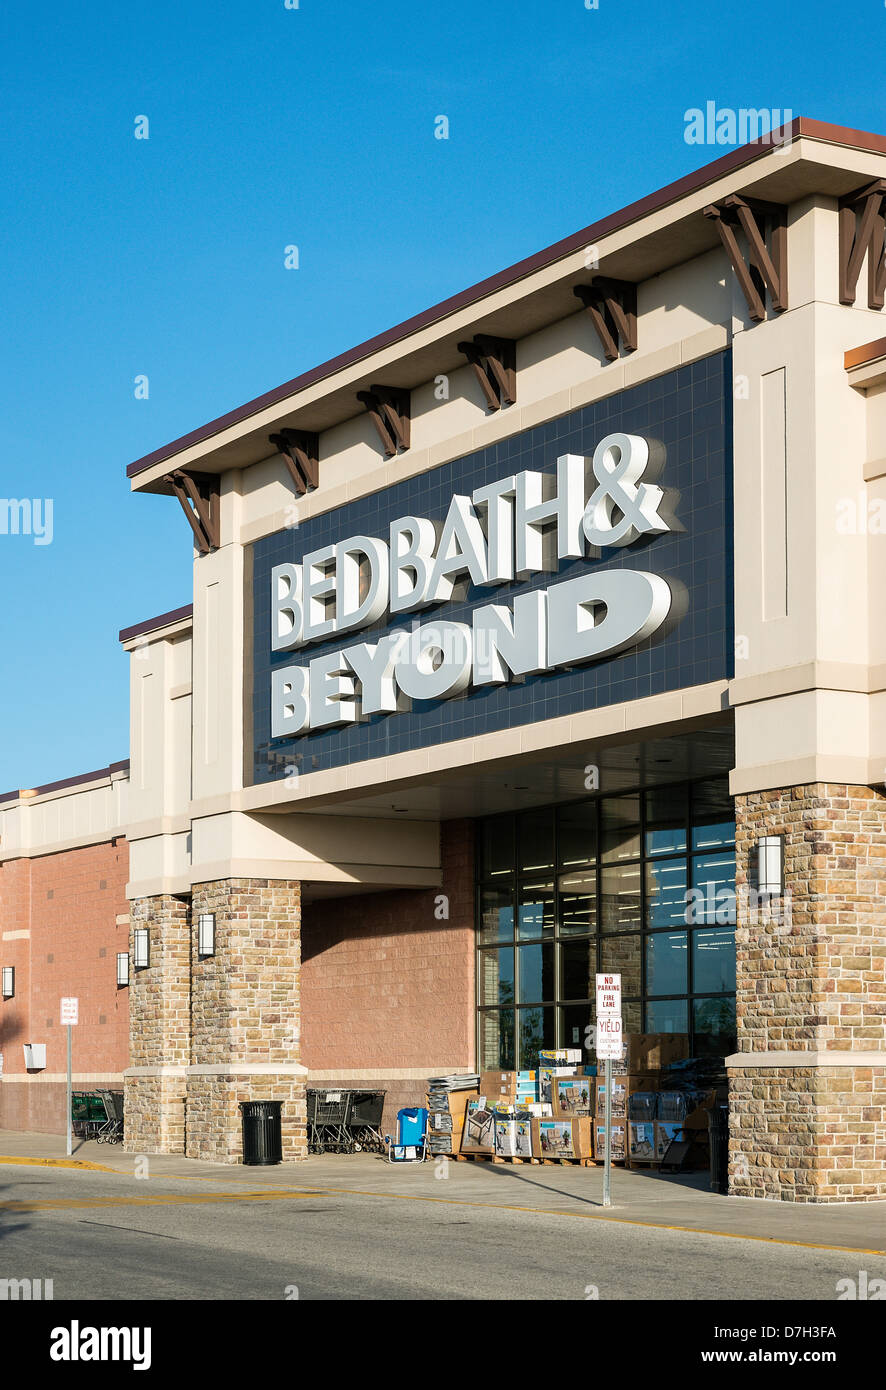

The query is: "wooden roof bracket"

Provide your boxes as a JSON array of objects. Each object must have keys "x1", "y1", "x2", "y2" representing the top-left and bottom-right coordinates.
[
  {"x1": 164, "y1": 470, "x2": 220, "y2": 555},
  {"x1": 703, "y1": 195, "x2": 787, "y2": 322},
  {"x1": 355, "y1": 385, "x2": 411, "y2": 456},
  {"x1": 268, "y1": 428, "x2": 319, "y2": 495},
  {"x1": 838, "y1": 179, "x2": 886, "y2": 309},
  {"x1": 573, "y1": 278, "x2": 638, "y2": 361},
  {"x1": 456, "y1": 334, "x2": 516, "y2": 410}
]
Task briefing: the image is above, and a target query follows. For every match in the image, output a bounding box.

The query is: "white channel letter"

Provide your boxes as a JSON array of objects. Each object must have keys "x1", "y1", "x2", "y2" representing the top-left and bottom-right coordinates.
[
  {"x1": 394, "y1": 621, "x2": 473, "y2": 701},
  {"x1": 546, "y1": 570, "x2": 672, "y2": 668},
  {"x1": 344, "y1": 632, "x2": 409, "y2": 715},
  {"x1": 308, "y1": 650, "x2": 357, "y2": 728},
  {"x1": 472, "y1": 592, "x2": 548, "y2": 685},
  {"x1": 271, "y1": 563, "x2": 303, "y2": 652},
  {"x1": 271, "y1": 664, "x2": 310, "y2": 737},
  {"x1": 581, "y1": 433, "x2": 669, "y2": 548},
  {"x1": 515, "y1": 454, "x2": 586, "y2": 576},
  {"x1": 389, "y1": 515, "x2": 438, "y2": 614},
  {"x1": 335, "y1": 535, "x2": 389, "y2": 635},
  {"x1": 302, "y1": 544, "x2": 338, "y2": 641},
  {"x1": 426, "y1": 494, "x2": 489, "y2": 601},
  {"x1": 472, "y1": 475, "x2": 516, "y2": 584}
]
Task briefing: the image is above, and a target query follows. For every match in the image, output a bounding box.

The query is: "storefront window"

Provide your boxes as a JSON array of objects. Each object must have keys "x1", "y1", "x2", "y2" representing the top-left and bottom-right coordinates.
[
  {"x1": 477, "y1": 947, "x2": 514, "y2": 1006},
  {"x1": 479, "y1": 1008, "x2": 515, "y2": 1070},
  {"x1": 691, "y1": 852, "x2": 736, "y2": 924},
  {"x1": 558, "y1": 802, "x2": 597, "y2": 868},
  {"x1": 646, "y1": 931, "x2": 688, "y2": 996},
  {"x1": 692, "y1": 996, "x2": 736, "y2": 1056},
  {"x1": 646, "y1": 857, "x2": 688, "y2": 928},
  {"x1": 478, "y1": 886, "x2": 514, "y2": 944},
  {"x1": 558, "y1": 870, "x2": 597, "y2": 935},
  {"x1": 517, "y1": 1006, "x2": 555, "y2": 1068},
  {"x1": 476, "y1": 776, "x2": 736, "y2": 1064},
  {"x1": 517, "y1": 880, "x2": 554, "y2": 938},
  {"x1": 518, "y1": 809, "x2": 554, "y2": 874},
  {"x1": 599, "y1": 932, "x2": 642, "y2": 996},
  {"x1": 561, "y1": 939, "x2": 596, "y2": 1001},
  {"x1": 481, "y1": 818, "x2": 514, "y2": 880},
  {"x1": 601, "y1": 862, "x2": 643, "y2": 932},
  {"x1": 692, "y1": 927, "x2": 737, "y2": 993},
  {"x1": 560, "y1": 1001, "x2": 592, "y2": 1052},
  {"x1": 601, "y1": 793, "x2": 641, "y2": 863},
  {"x1": 645, "y1": 785, "x2": 688, "y2": 857},
  {"x1": 516, "y1": 942, "x2": 554, "y2": 1003},
  {"x1": 691, "y1": 779, "x2": 735, "y2": 852},
  {"x1": 646, "y1": 998, "x2": 689, "y2": 1033}
]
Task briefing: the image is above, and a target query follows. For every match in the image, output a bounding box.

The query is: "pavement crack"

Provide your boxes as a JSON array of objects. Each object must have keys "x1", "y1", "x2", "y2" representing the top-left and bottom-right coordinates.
[{"x1": 77, "y1": 1220, "x2": 181, "y2": 1239}]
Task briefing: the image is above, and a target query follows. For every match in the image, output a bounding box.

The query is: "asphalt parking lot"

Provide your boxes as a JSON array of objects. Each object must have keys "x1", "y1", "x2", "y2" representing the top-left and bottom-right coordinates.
[{"x1": 2, "y1": 1135, "x2": 885, "y2": 1301}]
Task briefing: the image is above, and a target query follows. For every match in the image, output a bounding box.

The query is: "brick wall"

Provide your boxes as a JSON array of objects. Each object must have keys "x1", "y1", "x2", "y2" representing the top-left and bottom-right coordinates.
[
  {"x1": 300, "y1": 819, "x2": 475, "y2": 1124},
  {"x1": 0, "y1": 840, "x2": 130, "y2": 1134}
]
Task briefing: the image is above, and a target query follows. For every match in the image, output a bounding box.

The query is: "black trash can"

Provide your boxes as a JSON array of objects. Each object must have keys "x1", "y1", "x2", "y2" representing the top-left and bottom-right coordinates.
[
  {"x1": 240, "y1": 1100, "x2": 283, "y2": 1166},
  {"x1": 708, "y1": 1103, "x2": 729, "y2": 1194}
]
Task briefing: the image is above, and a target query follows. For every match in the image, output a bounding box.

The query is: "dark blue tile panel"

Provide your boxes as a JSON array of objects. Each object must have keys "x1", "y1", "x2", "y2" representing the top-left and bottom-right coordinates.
[{"x1": 249, "y1": 352, "x2": 734, "y2": 784}]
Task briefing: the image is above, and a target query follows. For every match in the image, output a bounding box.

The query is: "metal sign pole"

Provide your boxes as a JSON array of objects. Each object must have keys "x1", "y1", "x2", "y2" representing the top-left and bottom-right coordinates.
[
  {"x1": 603, "y1": 1056, "x2": 612, "y2": 1208},
  {"x1": 66, "y1": 1023, "x2": 72, "y2": 1157}
]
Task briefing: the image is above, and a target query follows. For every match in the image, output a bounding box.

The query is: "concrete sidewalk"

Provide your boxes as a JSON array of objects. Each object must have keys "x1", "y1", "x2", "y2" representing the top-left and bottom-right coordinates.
[{"x1": 2, "y1": 1128, "x2": 886, "y2": 1254}]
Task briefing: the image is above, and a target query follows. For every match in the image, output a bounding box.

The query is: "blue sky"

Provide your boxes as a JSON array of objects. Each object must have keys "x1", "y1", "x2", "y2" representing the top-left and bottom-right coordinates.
[{"x1": 0, "y1": 0, "x2": 869, "y2": 788}]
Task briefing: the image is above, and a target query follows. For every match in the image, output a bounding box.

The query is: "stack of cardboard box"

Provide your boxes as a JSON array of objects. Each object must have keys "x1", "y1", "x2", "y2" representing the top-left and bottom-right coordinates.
[
  {"x1": 426, "y1": 1077, "x2": 479, "y2": 1156},
  {"x1": 533, "y1": 1116, "x2": 595, "y2": 1161},
  {"x1": 451, "y1": 1037, "x2": 713, "y2": 1166}
]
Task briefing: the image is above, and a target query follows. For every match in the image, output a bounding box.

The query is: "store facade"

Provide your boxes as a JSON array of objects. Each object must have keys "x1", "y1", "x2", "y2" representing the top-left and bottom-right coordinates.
[{"x1": 3, "y1": 118, "x2": 886, "y2": 1200}]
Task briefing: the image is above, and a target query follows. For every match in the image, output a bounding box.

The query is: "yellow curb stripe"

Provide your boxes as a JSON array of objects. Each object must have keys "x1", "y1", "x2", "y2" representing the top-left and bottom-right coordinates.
[{"x1": 0, "y1": 1155, "x2": 116, "y2": 1173}]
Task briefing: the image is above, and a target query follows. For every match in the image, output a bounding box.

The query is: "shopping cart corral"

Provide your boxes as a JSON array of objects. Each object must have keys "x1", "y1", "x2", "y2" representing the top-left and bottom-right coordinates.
[
  {"x1": 71, "y1": 1089, "x2": 124, "y2": 1143},
  {"x1": 307, "y1": 1088, "x2": 386, "y2": 1154}
]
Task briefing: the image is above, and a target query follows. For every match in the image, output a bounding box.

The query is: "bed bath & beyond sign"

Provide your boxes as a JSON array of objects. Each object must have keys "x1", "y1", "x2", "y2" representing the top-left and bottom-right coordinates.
[{"x1": 270, "y1": 432, "x2": 680, "y2": 737}]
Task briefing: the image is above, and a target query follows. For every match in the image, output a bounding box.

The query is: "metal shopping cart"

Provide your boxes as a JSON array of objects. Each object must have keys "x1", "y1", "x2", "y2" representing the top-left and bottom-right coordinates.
[
  {"x1": 307, "y1": 1089, "x2": 351, "y2": 1154},
  {"x1": 345, "y1": 1090, "x2": 386, "y2": 1153},
  {"x1": 95, "y1": 1089, "x2": 125, "y2": 1144},
  {"x1": 72, "y1": 1091, "x2": 107, "y2": 1140}
]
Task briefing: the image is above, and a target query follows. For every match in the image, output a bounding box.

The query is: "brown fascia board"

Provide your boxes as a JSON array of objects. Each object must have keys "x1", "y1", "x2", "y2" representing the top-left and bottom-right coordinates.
[
  {"x1": 0, "y1": 761, "x2": 131, "y2": 805},
  {"x1": 126, "y1": 118, "x2": 886, "y2": 488},
  {"x1": 845, "y1": 336, "x2": 886, "y2": 369},
  {"x1": 118, "y1": 603, "x2": 194, "y2": 644}
]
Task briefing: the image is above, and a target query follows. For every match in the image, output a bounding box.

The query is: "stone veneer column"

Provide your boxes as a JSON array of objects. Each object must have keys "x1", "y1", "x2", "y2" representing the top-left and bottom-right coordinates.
[
  {"x1": 730, "y1": 784, "x2": 886, "y2": 1202},
  {"x1": 123, "y1": 894, "x2": 191, "y2": 1154},
  {"x1": 186, "y1": 879, "x2": 307, "y2": 1163}
]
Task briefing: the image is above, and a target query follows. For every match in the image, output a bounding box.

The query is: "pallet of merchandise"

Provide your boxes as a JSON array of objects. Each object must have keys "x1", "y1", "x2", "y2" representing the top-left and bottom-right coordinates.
[
  {"x1": 538, "y1": 1155, "x2": 596, "y2": 1167},
  {"x1": 458, "y1": 1152, "x2": 539, "y2": 1165}
]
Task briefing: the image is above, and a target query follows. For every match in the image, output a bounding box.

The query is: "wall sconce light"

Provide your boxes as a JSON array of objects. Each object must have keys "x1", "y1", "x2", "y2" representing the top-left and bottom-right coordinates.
[
  {"x1": 197, "y1": 912, "x2": 215, "y2": 958},
  {"x1": 756, "y1": 835, "x2": 784, "y2": 896},
  {"x1": 117, "y1": 952, "x2": 130, "y2": 987},
  {"x1": 133, "y1": 928, "x2": 150, "y2": 969},
  {"x1": 1, "y1": 966, "x2": 14, "y2": 998}
]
